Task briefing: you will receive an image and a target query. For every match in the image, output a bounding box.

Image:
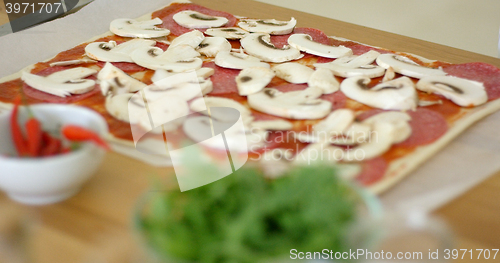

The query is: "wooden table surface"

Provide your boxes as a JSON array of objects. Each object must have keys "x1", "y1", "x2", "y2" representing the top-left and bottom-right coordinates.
[{"x1": 1, "y1": 0, "x2": 500, "y2": 262}]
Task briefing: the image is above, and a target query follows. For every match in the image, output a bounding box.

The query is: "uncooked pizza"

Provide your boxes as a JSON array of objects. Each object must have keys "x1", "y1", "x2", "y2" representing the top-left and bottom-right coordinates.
[{"x1": 1, "y1": 0, "x2": 500, "y2": 193}]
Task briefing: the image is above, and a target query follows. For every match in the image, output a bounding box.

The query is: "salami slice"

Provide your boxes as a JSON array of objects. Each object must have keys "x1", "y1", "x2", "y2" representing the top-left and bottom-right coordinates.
[
  {"x1": 443, "y1": 62, "x2": 500, "y2": 101},
  {"x1": 320, "y1": 91, "x2": 347, "y2": 110},
  {"x1": 23, "y1": 66, "x2": 100, "y2": 104},
  {"x1": 203, "y1": 62, "x2": 240, "y2": 94},
  {"x1": 270, "y1": 83, "x2": 308, "y2": 92},
  {"x1": 96, "y1": 62, "x2": 146, "y2": 73},
  {"x1": 357, "y1": 108, "x2": 448, "y2": 147},
  {"x1": 153, "y1": 3, "x2": 237, "y2": 36},
  {"x1": 270, "y1": 27, "x2": 329, "y2": 49},
  {"x1": 355, "y1": 157, "x2": 388, "y2": 186},
  {"x1": 349, "y1": 44, "x2": 392, "y2": 56}
]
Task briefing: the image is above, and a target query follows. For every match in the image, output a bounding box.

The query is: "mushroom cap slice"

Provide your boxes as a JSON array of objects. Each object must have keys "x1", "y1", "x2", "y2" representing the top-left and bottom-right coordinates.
[
  {"x1": 214, "y1": 51, "x2": 270, "y2": 70},
  {"x1": 238, "y1": 17, "x2": 296, "y2": 35},
  {"x1": 105, "y1": 93, "x2": 139, "y2": 123},
  {"x1": 240, "y1": 33, "x2": 302, "y2": 63},
  {"x1": 307, "y1": 68, "x2": 340, "y2": 94},
  {"x1": 376, "y1": 54, "x2": 446, "y2": 79},
  {"x1": 205, "y1": 27, "x2": 249, "y2": 39},
  {"x1": 141, "y1": 95, "x2": 190, "y2": 133},
  {"x1": 98, "y1": 62, "x2": 146, "y2": 96},
  {"x1": 21, "y1": 68, "x2": 97, "y2": 98},
  {"x1": 343, "y1": 122, "x2": 395, "y2": 162},
  {"x1": 272, "y1": 62, "x2": 314, "y2": 84},
  {"x1": 288, "y1": 33, "x2": 352, "y2": 58},
  {"x1": 340, "y1": 76, "x2": 418, "y2": 111},
  {"x1": 247, "y1": 87, "x2": 332, "y2": 120},
  {"x1": 190, "y1": 96, "x2": 252, "y2": 123},
  {"x1": 314, "y1": 50, "x2": 385, "y2": 78},
  {"x1": 110, "y1": 18, "x2": 170, "y2": 38},
  {"x1": 361, "y1": 111, "x2": 412, "y2": 144},
  {"x1": 416, "y1": 75, "x2": 487, "y2": 107},
  {"x1": 130, "y1": 46, "x2": 203, "y2": 72},
  {"x1": 313, "y1": 109, "x2": 355, "y2": 134},
  {"x1": 196, "y1": 37, "x2": 232, "y2": 57},
  {"x1": 173, "y1": 10, "x2": 229, "y2": 29},
  {"x1": 85, "y1": 39, "x2": 156, "y2": 63},
  {"x1": 169, "y1": 30, "x2": 205, "y2": 48},
  {"x1": 236, "y1": 67, "x2": 275, "y2": 96}
]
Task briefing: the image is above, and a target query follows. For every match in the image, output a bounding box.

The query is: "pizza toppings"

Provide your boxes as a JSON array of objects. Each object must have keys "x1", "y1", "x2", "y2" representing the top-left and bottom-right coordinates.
[
  {"x1": 21, "y1": 67, "x2": 97, "y2": 97},
  {"x1": 240, "y1": 33, "x2": 302, "y2": 63},
  {"x1": 173, "y1": 10, "x2": 229, "y2": 29},
  {"x1": 169, "y1": 30, "x2": 205, "y2": 48},
  {"x1": 142, "y1": 95, "x2": 190, "y2": 133},
  {"x1": 272, "y1": 62, "x2": 314, "y2": 84},
  {"x1": 361, "y1": 111, "x2": 412, "y2": 144},
  {"x1": 287, "y1": 33, "x2": 352, "y2": 58},
  {"x1": 341, "y1": 76, "x2": 418, "y2": 111},
  {"x1": 105, "y1": 93, "x2": 138, "y2": 123},
  {"x1": 313, "y1": 109, "x2": 356, "y2": 135},
  {"x1": 196, "y1": 37, "x2": 232, "y2": 57},
  {"x1": 236, "y1": 67, "x2": 275, "y2": 95},
  {"x1": 190, "y1": 96, "x2": 251, "y2": 123},
  {"x1": 109, "y1": 18, "x2": 170, "y2": 38},
  {"x1": 130, "y1": 46, "x2": 202, "y2": 72},
  {"x1": 376, "y1": 54, "x2": 446, "y2": 79},
  {"x1": 85, "y1": 39, "x2": 156, "y2": 63},
  {"x1": 98, "y1": 62, "x2": 146, "y2": 96},
  {"x1": 307, "y1": 68, "x2": 340, "y2": 94},
  {"x1": 314, "y1": 50, "x2": 385, "y2": 78},
  {"x1": 416, "y1": 75, "x2": 487, "y2": 107},
  {"x1": 205, "y1": 27, "x2": 250, "y2": 39},
  {"x1": 214, "y1": 51, "x2": 269, "y2": 69},
  {"x1": 238, "y1": 17, "x2": 297, "y2": 35},
  {"x1": 247, "y1": 87, "x2": 332, "y2": 119},
  {"x1": 251, "y1": 119, "x2": 293, "y2": 131}
]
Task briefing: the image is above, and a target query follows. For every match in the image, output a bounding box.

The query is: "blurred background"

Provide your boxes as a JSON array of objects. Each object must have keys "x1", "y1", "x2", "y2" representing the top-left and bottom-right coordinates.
[{"x1": 1, "y1": 0, "x2": 499, "y2": 57}]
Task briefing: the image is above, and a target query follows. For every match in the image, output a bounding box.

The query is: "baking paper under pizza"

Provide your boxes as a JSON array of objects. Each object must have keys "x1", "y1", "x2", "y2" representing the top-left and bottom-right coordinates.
[{"x1": 1, "y1": 0, "x2": 500, "y2": 194}]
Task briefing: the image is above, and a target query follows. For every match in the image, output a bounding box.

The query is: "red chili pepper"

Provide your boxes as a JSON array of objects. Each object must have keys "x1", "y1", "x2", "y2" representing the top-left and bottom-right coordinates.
[
  {"x1": 10, "y1": 96, "x2": 28, "y2": 156},
  {"x1": 61, "y1": 125, "x2": 110, "y2": 151},
  {"x1": 25, "y1": 118, "x2": 43, "y2": 156},
  {"x1": 40, "y1": 132, "x2": 62, "y2": 157}
]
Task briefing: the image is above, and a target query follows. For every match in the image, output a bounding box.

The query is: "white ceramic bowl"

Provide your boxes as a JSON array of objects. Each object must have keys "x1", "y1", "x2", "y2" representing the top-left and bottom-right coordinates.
[{"x1": 0, "y1": 104, "x2": 108, "y2": 205}]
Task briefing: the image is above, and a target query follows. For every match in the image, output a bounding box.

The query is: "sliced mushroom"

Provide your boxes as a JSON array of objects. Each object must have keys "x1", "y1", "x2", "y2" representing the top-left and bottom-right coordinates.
[
  {"x1": 287, "y1": 33, "x2": 352, "y2": 58},
  {"x1": 85, "y1": 39, "x2": 156, "y2": 62},
  {"x1": 98, "y1": 62, "x2": 147, "y2": 96},
  {"x1": 240, "y1": 33, "x2": 302, "y2": 63},
  {"x1": 214, "y1": 51, "x2": 270, "y2": 69},
  {"x1": 342, "y1": 122, "x2": 395, "y2": 162},
  {"x1": 314, "y1": 50, "x2": 385, "y2": 78},
  {"x1": 162, "y1": 44, "x2": 201, "y2": 62},
  {"x1": 416, "y1": 75, "x2": 487, "y2": 107},
  {"x1": 307, "y1": 68, "x2": 340, "y2": 94},
  {"x1": 21, "y1": 68, "x2": 97, "y2": 97},
  {"x1": 173, "y1": 10, "x2": 229, "y2": 29},
  {"x1": 105, "y1": 93, "x2": 142, "y2": 123},
  {"x1": 294, "y1": 143, "x2": 343, "y2": 165},
  {"x1": 340, "y1": 76, "x2": 418, "y2": 111},
  {"x1": 376, "y1": 54, "x2": 446, "y2": 79},
  {"x1": 272, "y1": 62, "x2": 314, "y2": 84},
  {"x1": 190, "y1": 96, "x2": 252, "y2": 122},
  {"x1": 151, "y1": 67, "x2": 214, "y2": 83},
  {"x1": 205, "y1": 27, "x2": 250, "y2": 39},
  {"x1": 142, "y1": 94, "x2": 190, "y2": 133},
  {"x1": 169, "y1": 30, "x2": 205, "y2": 48},
  {"x1": 334, "y1": 122, "x2": 372, "y2": 145},
  {"x1": 109, "y1": 18, "x2": 170, "y2": 38},
  {"x1": 130, "y1": 46, "x2": 203, "y2": 72},
  {"x1": 361, "y1": 111, "x2": 412, "y2": 144},
  {"x1": 183, "y1": 115, "x2": 265, "y2": 153},
  {"x1": 146, "y1": 78, "x2": 212, "y2": 102},
  {"x1": 238, "y1": 17, "x2": 296, "y2": 35},
  {"x1": 247, "y1": 87, "x2": 332, "y2": 119},
  {"x1": 236, "y1": 67, "x2": 275, "y2": 96},
  {"x1": 313, "y1": 109, "x2": 355, "y2": 134},
  {"x1": 196, "y1": 37, "x2": 232, "y2": 57}
]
